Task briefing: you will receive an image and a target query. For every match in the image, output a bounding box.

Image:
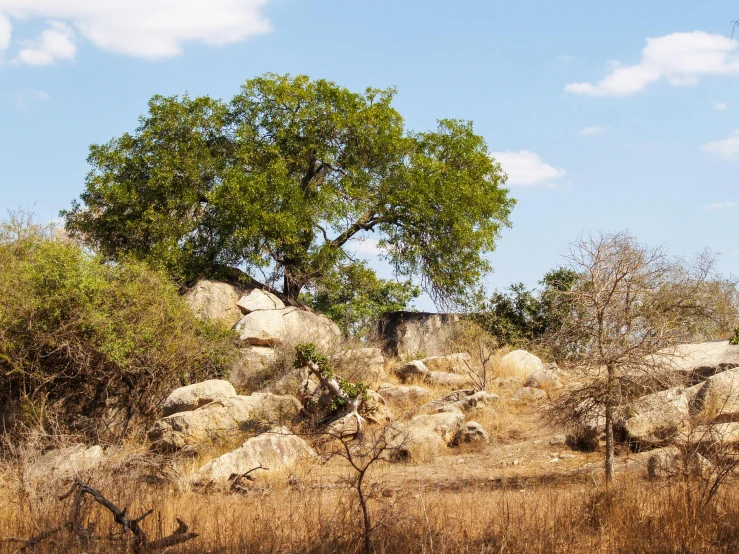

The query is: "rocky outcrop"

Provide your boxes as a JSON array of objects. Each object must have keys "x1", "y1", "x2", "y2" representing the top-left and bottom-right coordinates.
[
  {"x1": 148, "y1": 393, "x2": 302, "y2": 452},
  {"x1": 423, "y1": 371, "x2": 469, "y2": 389},
  {"x1": 162, "y1": 380, "x2": 237, "y2": 416},
  {"x1": 237, "y1": 289, "x2": 285, "y2": 314},
  {"x1": 420, "y1": 390, "x2": 498, "y2": 415},
  {"x1": 624, "y1": 387, "x2": 690, "y2": 448},
  {"x1": 377, "y1": 311, "x2": 460, "y2": 357},
  {"x1": 393, "y1": 411, "x2": 465, "y2": 461},
  {"x1": 500, "y1": 350, "x2": 544, "y2": 380},
  {"x1": 234, "y1": 307, "x2": 341, "y2": 349},
  {"x1": 196, "y1": 427, "x2": 315, "y2": 483},
  {"x1": 377, "y1": 383, "x2": 431, "y2": 404},
  {"x1": 360, "y1": 390, "x2": 393, "y2": 424},
  {"x1": 524, "y1": 364, "x2": 563, "y2": 390},
  {"x1": 653, "y1": 341, "x2": 739, "y2": 384},
  {"x1": 229, "y1": 347, "x2": 277, "y2": 388},
  {"x1": 184, "y1": 280, "x2": 244, "y2": 327},
  {"x1": 510, "y1": 387, "x2": 547, "y2": 403},
  {"x1": 691, "y1": 367, "x2": 739, "y2": 422},
  {"x1": 394, "y1": 360, "x2": 429, "y2": 383},
  {"x1": 451, "y1": 421, "x2": 489, "y2": 446}
]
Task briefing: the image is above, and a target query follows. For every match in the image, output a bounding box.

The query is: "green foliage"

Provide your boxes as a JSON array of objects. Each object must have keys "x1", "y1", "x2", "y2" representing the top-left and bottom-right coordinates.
[
  {"x1": 63, "y1": 73, "x2": 514, "y2": 306},
  {"x1": 0, "y1": 213, "x2": 237, "y2": 441},
  {"x1": 731, "y1": 325, "x2": 739, "y2": 346},
  {"x1": 473, "y1": 267, "x2": 577, "y2": 347},
  {"x1": 300, "y1": 260, "x2": 419, "y2": 339}
]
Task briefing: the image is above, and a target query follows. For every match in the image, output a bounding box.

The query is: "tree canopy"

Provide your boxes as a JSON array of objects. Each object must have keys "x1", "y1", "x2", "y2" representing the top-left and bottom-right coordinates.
[{"x1": 63, "y1": 74, "x2": 514, "y2": 306}]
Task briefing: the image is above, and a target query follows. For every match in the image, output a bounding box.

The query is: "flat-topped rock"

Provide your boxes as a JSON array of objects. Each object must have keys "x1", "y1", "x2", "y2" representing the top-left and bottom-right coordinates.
[
  {"x1": 234, "y1": 307, "x2": 341, "y2": 349},
  {"x1": 162, "y1": 379, "x2": 237, "y2": 416}
]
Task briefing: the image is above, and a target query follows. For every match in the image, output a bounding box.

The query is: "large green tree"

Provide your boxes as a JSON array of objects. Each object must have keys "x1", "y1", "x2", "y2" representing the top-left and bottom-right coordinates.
[{"x1": 64, "y1": 74, "x2": 514, "y2": 306}]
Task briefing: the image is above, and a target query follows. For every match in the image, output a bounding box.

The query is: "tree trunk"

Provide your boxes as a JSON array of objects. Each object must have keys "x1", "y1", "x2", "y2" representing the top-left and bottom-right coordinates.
[
  {"x1": 605, "y1": 367, "x2": 615, "y2": 483},
  {"x1": 283, "y1": 273, "x2": 304, "y2": 301}
]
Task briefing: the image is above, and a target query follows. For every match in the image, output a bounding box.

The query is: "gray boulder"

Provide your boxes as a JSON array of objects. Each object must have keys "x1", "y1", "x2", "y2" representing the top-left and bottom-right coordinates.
[
  {"x1": 451, "y1": 421, "x2": 490, "y2": 446},
  {"x1": 423, "y1": 371, "x2": 469, "y2": 388},
  {"x1": 236, "y1": 289, "x2": 285, "y2": 314},
  {"x1": 510, "y1": 387, "x2": 547, "y2": 403},
  {"x1": 394, "y1": 360, "x2": 430, "y2": 383},
  {"x1": 148, "y1": 393, "x2": 302, "y2": 452},
  {"x1": 392, "y1": 411, "x2": 465, "y2": 461},
  {"x1": 184, "y1": 280, "x2": 243, "y2": 327},
  {"x1": 524, "y1": 365, "x2": 563, "y2": 390},
  {"x1": 360, "y1": 390, "x2": 393, "y2": 424},
  {"x1": 331, "y1": 348, "x2": 387, "y2": 385},
  {"x1": 377, "y1": 383, "x2": 431, "y2": 404},
  {"x1": 162, "y1": 380, "x2": 237, "y2": 416},
  {"x1": 196, "y1": 427, "x2": 315, "y2": 483},
  {"x1": 624, "y1": 387, "x2": 690, "y2": 447},
  {"x1": 377, "y1": 311, "x2": 460, "y2": 357},
  {"x1": 234, "y1": 307, "x2": 341, "y2": 349},
  {"x1": 691, "y1": 367, "x2": 739, "y2": 422},
  {"x1": 420, "y1": 390, "x2": 498, "y2": 415},
  {"x1": 652, "y1": 341, "x2": 739, "y2": 383},
  {"x1": 500, "y1": 350, "x2": 544, "y2": 380}
]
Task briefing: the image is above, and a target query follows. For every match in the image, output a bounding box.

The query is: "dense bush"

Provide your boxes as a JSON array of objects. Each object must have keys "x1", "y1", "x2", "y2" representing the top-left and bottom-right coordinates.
[
  {"x1": 472, "y1": 267, "x2": 577, "y2": 348},
  {"x1": 0, "y1": 214, "x2": 237, "y2": 443}
]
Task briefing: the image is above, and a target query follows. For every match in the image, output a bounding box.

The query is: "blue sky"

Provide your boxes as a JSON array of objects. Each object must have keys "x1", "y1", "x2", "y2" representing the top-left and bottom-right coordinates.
[{"x1": 1, "y1": 0, "x2": 738, "y2": 309}]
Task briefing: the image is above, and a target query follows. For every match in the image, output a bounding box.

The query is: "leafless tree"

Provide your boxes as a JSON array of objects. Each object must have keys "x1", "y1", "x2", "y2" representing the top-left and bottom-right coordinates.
[{"x1": 549, "y1": 232, "x2": 729, "y2": 482}]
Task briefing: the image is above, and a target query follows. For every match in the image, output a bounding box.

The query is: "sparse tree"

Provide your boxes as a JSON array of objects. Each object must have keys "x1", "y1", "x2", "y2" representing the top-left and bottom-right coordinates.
[{"x1": 550, "y1": 232, "x2": 728, "y2": 483}]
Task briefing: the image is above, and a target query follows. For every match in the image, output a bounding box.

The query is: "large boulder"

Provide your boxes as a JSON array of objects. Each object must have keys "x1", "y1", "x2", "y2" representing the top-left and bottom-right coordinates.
[
  {"x1": 451, "y1": 421, "x2": 489, "y2": 446},
  {"x1": 25, "y1": 445, "x2": 105, "y2": 481},
  {"x1": 234, "y1": 307, "x2": 341, "y2": 350},
  {"x1": 377, "y1": 311, "x2": 460, "y2": 357},
  {"x1": 360, "y1": 390, "x2": 393, "y2": 424},
  {"x1": 420, "y1": 390, "x2": 498, "y2": 415},
  {"x1": 394, "y1": 360, "x2": 430, "y2": 383},
  {"x1": 423, "y1": 371, "x2": 469, "y2": 389},
  {"x1": 500, "y1": 350, "x2": 544, "y2": 380},
  {"x1": 377, "y1": 383, "x2": 431, "y2": 404},
  {"x1": 525, "y1": 364, "x2": 563, "y2": 390},
  {"x1": 330, "y1": 348, "x2": 387, "y2": 385},
  {"x1": 184, "y1": 280, "x2": 244, "y2": 327},
  {"x1": 627, "y1": 446, "x2": 711, "y2": 480},
  {"x1": 392, "y1": 411, "x2": 465, "y2": 461},
  {"x1": 196, "y1": 427, "x2": 315, "y2": 483},
  {"x1": 624, "y1": 387, "x2": 690, "y2": 448},
  {"x1": 237, "y1": 289, "x2": 285, "y2": 314},
  {"x1": 148, "y1": 393, "x2": 302, "y2": 452},
  {"x1": 229, "y1": 347, "x2": 277, "y2": 388},
  {"x1": 651, "y1": 341, "x2": 739, "y2": 384},
  {"x1": 162, "y1": 380, "x2": 237, "y2": 417},
  {"x1": 691, "y1": 367, "x2": 739, "y2": 422},
  {"x1": 420, "y1": 353, "x2": 471, "y2": 373}
]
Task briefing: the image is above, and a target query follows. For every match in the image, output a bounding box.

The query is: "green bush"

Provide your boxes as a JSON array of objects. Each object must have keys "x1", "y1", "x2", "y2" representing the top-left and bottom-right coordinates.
[{"x1": 0, "y1": 213, "x2": 237, "y2": 442}]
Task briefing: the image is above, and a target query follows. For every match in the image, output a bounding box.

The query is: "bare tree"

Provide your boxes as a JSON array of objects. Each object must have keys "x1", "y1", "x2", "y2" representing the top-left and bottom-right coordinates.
[{"x1": 549, "y1": 232, "x2": 727, "y2": 482}]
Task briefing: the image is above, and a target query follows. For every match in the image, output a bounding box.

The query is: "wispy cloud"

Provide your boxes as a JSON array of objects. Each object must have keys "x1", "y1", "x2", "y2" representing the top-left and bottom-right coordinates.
[
  {"x1": 554, "y1": 54, "x2": 574, "y2": 63},
  {"x1": 701, "y1": 130, "x2": 739, "y2": 159},
  {"x1": 352, "y1": 237, "x2": 385, "y2": 256},
  {"x1": 566, "y1": 32, "x2": 739, "y2": 97},
  {"x1": 490, "y1": 150, "x2": 566, "y2": 187},
  {"x1": 1, "y1": 88, "x2": 49, "y2": 107},
  {"x1": 702, "y1": 201, "x2": 737, "y2": 210},
  {"x1": 0, "y1": 0, "x2": 272, "y2": 63},
  {"x1": 578, "y1": 124, "x2": 606, "y2": 137},
  {"x1": 714, "y1": 101, "x2": 729, "y2": 111}
]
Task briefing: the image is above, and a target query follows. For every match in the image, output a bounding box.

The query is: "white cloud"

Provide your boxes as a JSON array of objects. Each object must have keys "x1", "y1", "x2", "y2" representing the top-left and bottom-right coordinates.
[
  {"x1": 702, "y1": 201, "x2": 737, "y2": 210},
  {"x1": 701, "y1": 130, "x2": 739, "y2": 159},
  {"x1": 0, "y1": 12, "x2": 10, "y2": 53},
  {"x1": 490, "y1": 150, "x2": 566, "y2": 187},
  {"x1": 714, "y1": 101, "x2": 729, "y2": 111},
  {"x1": 0, "y1": 0, "x2": 271, "y2": 62},
  {"x1": 14, "y1": 21, "x2": 74, "y2": 65},
  {"x1": 565, "y1": 32, "x2": 739, "y2": 97},
  {"x1": 554, "y1": 54, "x2": 574, "y2": 63},
  {"x1": 578, "y1": 124, "x2": 606, "y2": 136}
]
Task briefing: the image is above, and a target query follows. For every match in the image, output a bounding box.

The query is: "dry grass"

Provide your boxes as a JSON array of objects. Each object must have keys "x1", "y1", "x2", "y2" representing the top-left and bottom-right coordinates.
[{"x1": 3, "y1": 459, "x2": 739, "y2": 554}]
